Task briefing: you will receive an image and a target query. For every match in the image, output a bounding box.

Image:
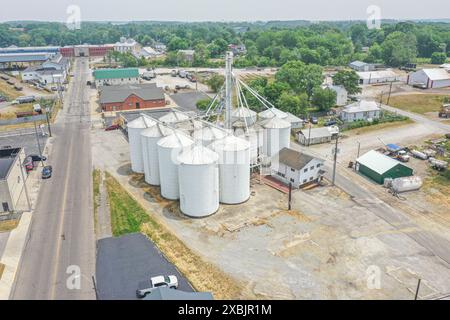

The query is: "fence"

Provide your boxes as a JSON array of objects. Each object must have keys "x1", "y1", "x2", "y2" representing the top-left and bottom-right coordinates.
[{"x1": 0, "y1": 114, "x2": 47, "y2": 126}]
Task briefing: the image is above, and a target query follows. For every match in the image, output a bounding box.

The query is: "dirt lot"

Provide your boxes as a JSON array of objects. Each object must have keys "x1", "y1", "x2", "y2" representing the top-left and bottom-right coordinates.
[{"x1": 91, "y1": 127, "x2": 450, "y2": 299}]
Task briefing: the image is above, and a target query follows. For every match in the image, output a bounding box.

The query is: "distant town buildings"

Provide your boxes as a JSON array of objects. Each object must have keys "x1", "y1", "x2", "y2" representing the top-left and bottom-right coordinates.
[
  {"x1": 93, "y1": 68, "x2": 140, "y2": 87},
  {"x1": 177, "y1": 50, "x2": 195, "y2": 64},
  {"x1": 60, "y1": 44, "x2": 113, "y2": 57},
  {"x1": 340, "y1": 100, "x2": 381, "y2": 123},
  {"x1": 349, "y1": 60, "x2": 375, "y2": 72},
  {"x1": 114, "y1": 37, "x2": 139, "y2": 54},
  {"x1": 228, "y1": 44, "x2": 246, "y2": 56}
]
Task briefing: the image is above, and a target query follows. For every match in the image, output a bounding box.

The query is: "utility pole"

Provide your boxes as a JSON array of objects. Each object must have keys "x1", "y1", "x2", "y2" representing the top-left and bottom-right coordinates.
[
  {"x1": 33, "y1": 121, "x2": 45, "y2": 167},
  {"x1": 224, "y1": 51, "x2": 233, "y2": 129},
  {"x1": 332, "y1": 134, "x2": 339, "y2": 186},
  {"x1": 288, "y1": 182, "x2": 292, "y2": 210},
  {"x1": 414, "y1": 279, "x2": 421, "y2": 300},
  {"x1": 357, "y1": 141, "x2": 361, "y2": 159},
  {"x1": 307, "y1": 123, "x2": 312, "y2": 147},
  {"x1": 17, "y1": 153, "x2": 32, "y2": 211},
  {"x1": 387, "y1": 81, "x2": 394, "y2": 105},
  {"x1": 45, "y1": 107, "x2": 52, "y2": 137}
]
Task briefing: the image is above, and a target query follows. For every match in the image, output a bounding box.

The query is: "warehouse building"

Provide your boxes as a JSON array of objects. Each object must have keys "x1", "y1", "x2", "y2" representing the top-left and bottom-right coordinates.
[
  {"x1": 340, "y1": 100, "x2": 381, "y2": 122},
  {"x1": 356, "y1": 150, "x2": 413, "y2": 184},
  {"x1": 99, "y1": 83, "x2": 166, "y2": 112},
  {"x1": 272, "y1": 148, "x2": 325, "y2": 188},
  {"x1": 407, "y1": 68, "x2": 450, "y2": 89},
  {"x1": 93, "y1": 68, "x2": 140, "y2": 87},
  {"x1": 0, "y1": 147, "x2": 26, "y2": 212},
  {"x1": 357, "y1": 70, "x2": 403, "y2": 85},
  {"x1": 60, "y1": 44, "x2": 113, "y2": 57},
  {"x1": 296, "y1": 126, "x2": 339, "y2": 146},
  {"x1": 349, "y1": 61, "x2": 375, "y2": 72}
]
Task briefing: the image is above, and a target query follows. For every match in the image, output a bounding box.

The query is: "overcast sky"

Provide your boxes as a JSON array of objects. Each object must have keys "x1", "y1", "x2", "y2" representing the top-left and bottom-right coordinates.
[{"x1": 1, "y1": 0, "x2": 449, "y2": 22}]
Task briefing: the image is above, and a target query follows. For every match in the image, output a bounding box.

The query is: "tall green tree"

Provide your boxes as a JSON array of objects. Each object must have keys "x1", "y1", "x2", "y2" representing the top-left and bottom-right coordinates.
[
  {"x1": 275, "y1": 61, "x2": 323, "y2": 98},
  {"x1": 311, "y1": 87, "x2": 337, "y2": 111},
  {"x1": 381, "y1": 31, "x2": 417, "y2": 67},
  {"x1": 332, "y1": 70, "x2": 362, "y2": 95}
]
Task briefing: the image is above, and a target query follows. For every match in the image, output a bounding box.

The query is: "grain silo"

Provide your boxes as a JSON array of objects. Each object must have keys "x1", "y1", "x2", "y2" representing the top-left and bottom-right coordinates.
[
  {"x1": 261, "y1": 116, "x2": 291, "y2": 158},
  {"x1": 233, "y1": 121, "x2": 264, "y2": 164},
  {"x1": 258, "y1": 107, "x2": 288, "y2": 120},
  {"x1": 192, "y1": 125, "x2": 227, "y2": 146},
  {"x1": 231, "y1": 107, "x2": 257, "y2": 126},
  {"x1": 127, "y1": 115, "x2": 156, "y2": 173},
  {"x1": 211, "y1": 136, "x2": 251, "y2": 204},
  {"x1": 177, "y1": 145, "x2": 219, "y2": 217},
  {"x1": 159, "y1": 110, "x2": 190, "y2": 124},
  {"x1": 141, "y1": 124, "x2": 173, "y2": 186},
  {"x1": 157, "y1": 132, "x2": 194, "y2": 200}
]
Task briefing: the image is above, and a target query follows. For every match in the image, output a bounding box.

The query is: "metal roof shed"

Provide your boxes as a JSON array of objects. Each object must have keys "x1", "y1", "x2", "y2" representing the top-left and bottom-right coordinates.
[{"x1": 356, "y1": 150, "x2": 413, "y2": 184}]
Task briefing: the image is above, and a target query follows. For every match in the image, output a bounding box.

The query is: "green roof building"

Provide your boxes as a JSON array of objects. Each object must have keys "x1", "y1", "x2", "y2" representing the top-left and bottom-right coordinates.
[
  {"x1": 93, "y1": 68, "x2": 140, "y2": 86},
  {"x1": 356, "y1": 150, "x2": 413, "y2": 184}
]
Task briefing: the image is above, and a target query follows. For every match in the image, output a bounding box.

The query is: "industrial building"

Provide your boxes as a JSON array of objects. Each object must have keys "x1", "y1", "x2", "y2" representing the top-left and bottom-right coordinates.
[
  {"x1": 296, "y1": 126, "x2": 339, "y2": 146},
  {"x1": 21, "y1": 54, "x2": 69, "y2": 85},
  {"x1": 60, "y1": 44, "x2": 113, "y2": 57},
  {"x1": 93, "y1": 68, "x2": 140, "y2": 87},
  {"x1": 340, "y1": 100, "x2": 381, "y2": 122},
  {"x1": 99, "y1": 83, "x2": 166, "y2": 112},
  {"x1": 272, "y1": 148, "x2": 325, "y2": 188},
  {"x1": 349, "y1": 61, "x2": 375, "y2": 72},
  {"x1": 356, "y1": 150, "x2": 414, "y2": 184},
  {"x1": 0, "y1": 147, "x2": 26, "y2": 212},
  {"x1": 407, "y1": 68, "x2": 450, "y2": 89},
  {"x1": 357, "y1": 70, "x2": 403, "y2": 85}
]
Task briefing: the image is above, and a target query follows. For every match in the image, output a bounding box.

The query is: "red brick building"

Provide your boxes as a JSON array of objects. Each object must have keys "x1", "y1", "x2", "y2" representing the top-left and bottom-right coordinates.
[
  {"x1": 60, "y1": 45, "x2": 113, "y2": 57},
  {"x1": 99, "y1": 83, "x2": 166, "y2": 112}
]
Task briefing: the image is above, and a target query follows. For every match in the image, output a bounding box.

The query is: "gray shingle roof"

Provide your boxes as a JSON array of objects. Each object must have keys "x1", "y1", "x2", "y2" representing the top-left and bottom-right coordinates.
[
  {"x1": 99, "y1": 83, "x2": 165, "y2": 104},
  {"x1": 278, "y1": 147, "x2": 317, "y2": 170}
]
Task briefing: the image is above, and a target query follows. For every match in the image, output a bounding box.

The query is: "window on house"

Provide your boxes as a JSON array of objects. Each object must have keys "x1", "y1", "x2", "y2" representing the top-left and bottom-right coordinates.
[
  {"x1": 316, "y1": 164, "x2": 321, "y2": 168},
  {"x1": 303, "y1": 179, "x2": 307, "y2": 184},
  {"x1": 309, "y1": 177, "x2": 313, "y2": 181},
  {"x1": 291, "y1": 168, "x2": 295, "y2": 172},
  {"x1": 310, "y1": 166, "x2": 314, "y2": 170},
  {"x1": 290, "y1": 178, "x2": 294, "y2": 183},
  {"x1": 304, "y1": 168, "x2": 308, "y2": 172}
]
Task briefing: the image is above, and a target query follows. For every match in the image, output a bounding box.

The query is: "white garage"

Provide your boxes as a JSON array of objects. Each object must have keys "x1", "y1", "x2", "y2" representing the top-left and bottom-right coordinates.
[{"x1": 407, "y1": 69, "x2": 450, "y2": 89}]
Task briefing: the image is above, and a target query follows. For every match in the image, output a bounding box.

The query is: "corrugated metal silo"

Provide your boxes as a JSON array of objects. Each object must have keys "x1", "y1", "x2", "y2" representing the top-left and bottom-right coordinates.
[
  {"x1": 258, "y1": 107, "x2": 288, "y2": 120},
  {"x1": 192, "y1": 125, "x2": 227, "y2": 146},
  {"x1": 211, "y1": 136, "x2": 251, "y2": 204},
  {"x1": 177, "y1": 145, "x2": 220, "y2": 217},
  {"x1": 127, "y1": 115, "x2": 156, "y2": 173},
  {"x1": 157, "y1": 132, "x2": 194, "y2": 200},
  {"x1": 159, "y1": 111, "x2": 190, "y2": 124},
  {"x1": 261, "y1": 117, "x2": 291, "y2": 158},
  {"x1": 231, "y1": 107, "x2": 257, "y2": 126}
]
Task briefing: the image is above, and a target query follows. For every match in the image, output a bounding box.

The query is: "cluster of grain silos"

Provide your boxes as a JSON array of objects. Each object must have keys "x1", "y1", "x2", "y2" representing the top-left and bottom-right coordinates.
[{"x1": 127, "y1": 115, "x2": 156, "y2": 173}]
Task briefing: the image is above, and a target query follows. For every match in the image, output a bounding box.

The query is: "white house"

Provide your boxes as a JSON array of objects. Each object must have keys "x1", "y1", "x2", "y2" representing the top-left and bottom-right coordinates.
[
  {"x1": 407, "y1": 68, "x2": 450, "y2": 89},
  {"x1": 114, "y1": 37, "x2": 139, "y2": 54},
  {"x1": 357, "y1": 70, "x2": 404, "y2": 85},
  {"x1": 296, "y1": 126, "x2": 339, "y2": 146},
  {"x1": 323, "y1": 84, "x2": 348, "y2": 106},
  {"x1": 135, "y1": 47, "x2": 163, "y2": 59},
  {"x1": 349, "y1": 61, "x2": 375, "y2": 72},
  {"x1": 271, "y1": 148, "x2": 325, "y2": 188},
  {"x1": 340, "y1": 100, "x2": 381, "y2": 122},
  {"x1": 178, "y1": 50, "x2": 195, "y2": 63}
]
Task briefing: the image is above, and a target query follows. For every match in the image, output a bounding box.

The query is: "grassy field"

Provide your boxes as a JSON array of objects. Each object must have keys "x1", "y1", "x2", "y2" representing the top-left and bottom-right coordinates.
[
  {"x1": 0, "y1": 79, "x2": 21, "y2": 100},
  {"x1": 383, "y1": 94, "x2": 448, "y2": 115},
  {"x1": 104, "y1": 172, "x2": 245, "y2": 299},
  {"x1": 93, "y1": 169, "x2": 101, "y2": 232},
  {"x1": 345, "y1": 118, "x2": 414, "y2": 135}
]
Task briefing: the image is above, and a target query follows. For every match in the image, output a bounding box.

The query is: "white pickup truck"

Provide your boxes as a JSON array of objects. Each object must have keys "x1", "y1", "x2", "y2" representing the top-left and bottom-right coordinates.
[{"x1": 136, "y1": 275, "x2": 178, "y2": 298}]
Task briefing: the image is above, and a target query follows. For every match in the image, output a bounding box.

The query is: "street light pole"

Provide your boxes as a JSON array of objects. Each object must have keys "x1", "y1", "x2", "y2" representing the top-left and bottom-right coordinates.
[
  {"x1": 332, "y1": 134, "x2": 339, "y2": 186},
  {"x1": 33, "y1": 121, "x2": 45, "y2": 167}
]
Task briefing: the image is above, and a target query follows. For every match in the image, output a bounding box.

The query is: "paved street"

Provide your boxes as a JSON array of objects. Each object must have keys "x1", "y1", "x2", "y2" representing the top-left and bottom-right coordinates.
[{"x1": 11, "y1": 58, "x2": 96, "y2": 300}]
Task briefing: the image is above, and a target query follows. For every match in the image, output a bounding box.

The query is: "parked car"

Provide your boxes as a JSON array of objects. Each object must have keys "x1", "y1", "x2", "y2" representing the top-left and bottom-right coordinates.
[
  {"x1": 23, "y1": 156, "x2": 34, "y2": 172},
  {"x1": 310, "y1": 117, "x2": 318, "y2": 124},
  {"x1": 325, "y1": 119, "x2": 337, "y2": 126},
  {"x1": 42, "y1": 165, "x2": 52, "y2": 179},
  {"x1": 105, "y1": 124, "x2": 120, "y2": 131},
  {"x1": 175, "y1": 84, "x2": 190, "y2": 90},
  {"x1": 136, "y1": 275, "x2": 178, "y2": 298},
  {"x1": 29, "y1": 154, "x2": 47, "y2": 162},
  {"x1": 412, "y1": 83, "x2": 427, "y2": 89}
]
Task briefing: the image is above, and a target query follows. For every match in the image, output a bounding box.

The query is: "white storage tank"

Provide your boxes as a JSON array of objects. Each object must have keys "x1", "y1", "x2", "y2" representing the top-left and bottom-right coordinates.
[
  {"x1": 258, "y1": 107, "x2": 288, "y2": 120},
  {"x1": 233, "y1": 122, "x2": 263, "y2": 164},
  {"x1": 192, "y1": 125, "x2": 227, "y2": 146},
  {"x1": 261, "y1": 117, "x2": 291, "y2": 158},
  {"x1": 141, "y1": 124, "x2": 173, "y2": 186},
  {"x1": 177, "y1": 145, "x2": 220, "y2": 217},
  {"x1": 391, "y1": 176, "x2": 423, "y2": 193},
  {"x1": 127, "y1": 115, "x2": 156, "y2": 173},
  {"x1": 211, "y1": 136, "x2": 251, "y2": 204},
  {"x1": 157, "y1": 133, "x2": 194, "y2": 200},
  {"x1": 159, "y1": 111, "x2": 190, "y2": 124},
  {"x1": 231, "y1": 107, "x2": 257, "y2": 126}
]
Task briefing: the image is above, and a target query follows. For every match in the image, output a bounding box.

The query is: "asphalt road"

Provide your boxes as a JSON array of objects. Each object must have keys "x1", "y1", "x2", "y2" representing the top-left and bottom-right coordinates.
[{"x1": 11, "y1": 58, "x2": 96, "y2": 300}]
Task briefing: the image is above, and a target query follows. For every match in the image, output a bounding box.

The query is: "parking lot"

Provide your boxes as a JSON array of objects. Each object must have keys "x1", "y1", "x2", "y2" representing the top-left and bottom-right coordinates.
[{"x1": 0, "y1": 128, "x2": 48, "y2": 156}]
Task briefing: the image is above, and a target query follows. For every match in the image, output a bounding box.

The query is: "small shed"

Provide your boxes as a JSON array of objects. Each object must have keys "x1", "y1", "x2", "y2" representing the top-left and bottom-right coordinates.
[
  {"x1": 296, "y1": 127, "x2": 338, "y2": 146},
  {"x1": 356, "y1": 150, "x2": 413, "y2": 184}
]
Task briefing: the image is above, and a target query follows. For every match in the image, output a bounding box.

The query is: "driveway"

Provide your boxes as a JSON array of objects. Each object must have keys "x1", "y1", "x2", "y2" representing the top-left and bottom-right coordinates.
[{"x1": 96, "y1": 233, "x2": 193, "y2": 300}]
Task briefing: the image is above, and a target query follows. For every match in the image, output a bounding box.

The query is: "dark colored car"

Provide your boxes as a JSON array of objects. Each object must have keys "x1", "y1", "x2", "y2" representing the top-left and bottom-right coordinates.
[
  {"x1": 29, "y1": 154, "x2": 47, "y2": 162},
  {"x1": 42, "y1": 166, "x2": 52, "y2": 179},
  {"x1": 23, "y1": 156, "x2": 34, "y2": 172},
  {"x1": 105, "y1": 124, "x2": 120, "y2": 131},
  {"x1": 325, "y1": 119, "x2": 337, "y2": 126},
  {"x1": 310, "y1": 117, "x2": 318, "y2": 124}
]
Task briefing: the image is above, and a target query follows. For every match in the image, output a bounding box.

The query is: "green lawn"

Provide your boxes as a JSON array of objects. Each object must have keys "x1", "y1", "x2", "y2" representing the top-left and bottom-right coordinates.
[
  {"x1": 104, "y1": 172, "x2": 150, "y2": 236},
  {"x1": 384, "y1": 94, "x2": 448, "y2": 115}
]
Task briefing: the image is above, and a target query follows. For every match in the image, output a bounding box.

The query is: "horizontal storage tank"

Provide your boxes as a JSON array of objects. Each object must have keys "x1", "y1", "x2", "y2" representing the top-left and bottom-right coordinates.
[
  {"x1": 192, "y1": 125, "x2": 227, "y2": 146},
  {"x1": 141, "y1": 124, "x2": 173, "y2": 186},
  {"x1": 261, "y1": 117, "x2": 291, "y2": 158},
  {"x1": 127, "y1": 115, "x2": 156, "y2": 173},
  {"x1": 211, "y1": 136, "x2": 251, "y2": 204},
  {"x1": 159, "y1": 111, "x2": 190, "y2": 124},
  {"x1": 157, "y1": 133, "x2": 194, "y2": 200},
  {"x1": 258, "y1": 107, "x2": 288, "y2": 120},
  {"x1": 391, "y1": 176, "x2": 423, "y2": 193},
  {"x1": 411, "y1": 150, "x2": 428, "y2": 160},
  {"x1": 178, "y1": 145, "x2": 219, "y2": 217},
  {"x1": 231, "y1": 107, "x2": 257, "y2": 126}
]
